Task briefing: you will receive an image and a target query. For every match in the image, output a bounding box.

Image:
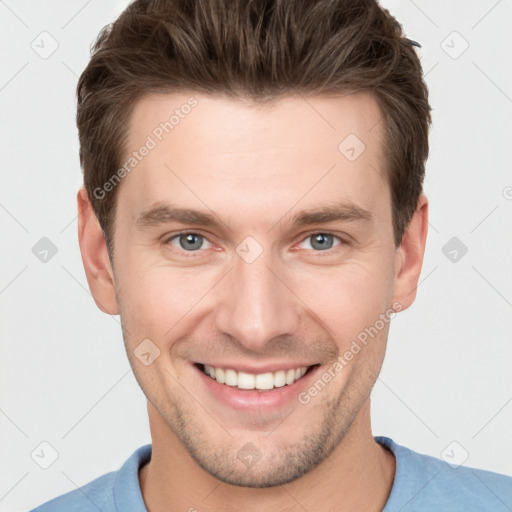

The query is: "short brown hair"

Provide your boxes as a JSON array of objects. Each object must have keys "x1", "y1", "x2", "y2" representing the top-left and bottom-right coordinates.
[{"x1": 77, "y1": 0, "x2": 431, "y2": 256}]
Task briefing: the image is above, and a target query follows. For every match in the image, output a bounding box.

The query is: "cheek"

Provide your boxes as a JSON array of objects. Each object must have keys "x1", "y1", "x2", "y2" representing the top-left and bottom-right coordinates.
[
  {"x1": 116, "y1": 261, "x2": 220, "y2": 341},
  {"x1": 289, "y1": 258, "x2": 394, "y2": 347}
]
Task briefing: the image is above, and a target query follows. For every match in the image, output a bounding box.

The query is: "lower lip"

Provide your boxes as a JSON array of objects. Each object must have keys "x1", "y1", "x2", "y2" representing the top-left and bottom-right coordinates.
[{"x1": 193, "y1": 363, "x2": 320, "y2": 412}]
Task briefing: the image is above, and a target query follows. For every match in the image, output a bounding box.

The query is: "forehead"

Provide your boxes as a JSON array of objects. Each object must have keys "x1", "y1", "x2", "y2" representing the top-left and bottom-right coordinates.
[
  {"x1": 127, "y1": 91, "x2": 384, "y2": 157},
  {"x1": 118, "y1": 91, "x2": 388, "y2": 227}
]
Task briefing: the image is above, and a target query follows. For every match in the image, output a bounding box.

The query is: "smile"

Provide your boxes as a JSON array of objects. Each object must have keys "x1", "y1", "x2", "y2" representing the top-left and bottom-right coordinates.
[{"x1": 199, "y1": 363, "x2": 312, "y2": 391}]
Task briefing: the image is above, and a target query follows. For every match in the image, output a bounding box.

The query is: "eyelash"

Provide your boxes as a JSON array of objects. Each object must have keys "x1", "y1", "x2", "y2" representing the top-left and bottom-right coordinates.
[{"x1": 163, "y1": 231, "x2": 347, "y2": 256}]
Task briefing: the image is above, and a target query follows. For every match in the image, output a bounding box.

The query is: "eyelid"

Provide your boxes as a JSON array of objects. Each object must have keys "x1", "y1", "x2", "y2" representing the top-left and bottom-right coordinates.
[{"x1": 163, "y1": 229, "x2": 211, "y2": 242}]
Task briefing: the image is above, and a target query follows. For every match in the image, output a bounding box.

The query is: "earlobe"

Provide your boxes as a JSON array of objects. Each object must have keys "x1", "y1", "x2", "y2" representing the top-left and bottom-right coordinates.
[
  {"x1": 391, "y1": 194, "x2": 429, "y2": 312},
  {"x1": 77, "y1": 187, "x2": 119, "y2": 315}
]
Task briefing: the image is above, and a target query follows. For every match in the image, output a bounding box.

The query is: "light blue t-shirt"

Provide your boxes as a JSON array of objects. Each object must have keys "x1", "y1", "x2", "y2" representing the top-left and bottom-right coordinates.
[{"x1": 29, "y1": 436, "x2": 512, "y2": 511}]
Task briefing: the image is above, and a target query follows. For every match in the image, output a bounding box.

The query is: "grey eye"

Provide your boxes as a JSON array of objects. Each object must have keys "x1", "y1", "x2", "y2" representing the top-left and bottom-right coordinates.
[
  {"x1": 300, "y1": 233, "x2": 340, "y2": 251},
  {"x1": 169, "y1": 233, "x2": 212, "y2": 251},
  {"x1": 310, "y1": 233, "x2": 333, "y2": 250}
]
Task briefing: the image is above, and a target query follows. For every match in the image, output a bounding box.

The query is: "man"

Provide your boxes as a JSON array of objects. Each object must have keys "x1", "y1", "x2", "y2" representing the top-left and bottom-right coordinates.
[{"x1": 31, "y1": 0, "x2": 512, "y2": 510}]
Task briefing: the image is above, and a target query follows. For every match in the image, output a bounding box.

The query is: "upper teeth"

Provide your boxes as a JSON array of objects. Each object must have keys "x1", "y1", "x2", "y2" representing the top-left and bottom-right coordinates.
[{"x1": 203, "y1": 365, "x2": 308, "y2": 390}]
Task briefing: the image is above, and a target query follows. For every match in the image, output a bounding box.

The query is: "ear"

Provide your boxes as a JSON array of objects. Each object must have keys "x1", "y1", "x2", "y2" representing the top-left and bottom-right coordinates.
[
  {"x1": 391, "y1": 193, "x2": 429, "y2": 312},
  {"x1": 77, "y1": 187, "x2": 118, "y2": 315}
]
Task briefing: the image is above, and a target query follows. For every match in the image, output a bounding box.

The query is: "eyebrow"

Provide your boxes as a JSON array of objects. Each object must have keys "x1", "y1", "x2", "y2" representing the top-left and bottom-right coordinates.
[
  {"x1": 289, "y1": 202, "x2": 373, "y2": 226},
  {"x1": 136, "y1": 204, "x2": 221, "y2": 229},
  {"x1": 135, "y1": 201, "x2": 373, "y2": 230}
]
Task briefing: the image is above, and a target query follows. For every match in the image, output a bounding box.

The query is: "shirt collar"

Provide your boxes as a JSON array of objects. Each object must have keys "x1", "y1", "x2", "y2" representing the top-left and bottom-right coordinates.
[{"x1": 114, "y1": 443, "x2": 152, "y2": 512}]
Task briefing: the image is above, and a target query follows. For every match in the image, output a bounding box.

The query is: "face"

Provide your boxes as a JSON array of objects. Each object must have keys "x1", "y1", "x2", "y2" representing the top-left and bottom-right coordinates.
[{"x1": 82, "y1": 92, "x2": 422, "y2": 487}]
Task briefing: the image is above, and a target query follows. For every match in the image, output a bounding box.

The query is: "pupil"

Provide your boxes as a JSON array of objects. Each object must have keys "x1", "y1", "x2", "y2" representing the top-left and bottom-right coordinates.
[
  {"x1": 312, "y1": 234, "x2": 332, "y2": 250},
  {"x1": 180, "y1": 234, "x2": 202, "y2": 250}
]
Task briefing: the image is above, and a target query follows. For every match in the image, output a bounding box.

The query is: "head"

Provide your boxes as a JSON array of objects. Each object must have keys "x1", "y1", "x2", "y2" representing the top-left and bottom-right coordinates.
[{"x1": 77, "y1": 0, "x2": 430, "y2": 487}]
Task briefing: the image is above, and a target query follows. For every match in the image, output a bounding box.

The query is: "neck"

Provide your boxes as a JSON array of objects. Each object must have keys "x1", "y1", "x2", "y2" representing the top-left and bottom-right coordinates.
[{"x1": 139, "y1": 400, "x2": 395, "y2": 512}]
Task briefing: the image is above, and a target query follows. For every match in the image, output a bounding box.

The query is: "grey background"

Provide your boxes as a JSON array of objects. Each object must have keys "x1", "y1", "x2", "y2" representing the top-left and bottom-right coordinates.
[{"x1": 1, "y1": 1, "x2": 511, "y2": 510}]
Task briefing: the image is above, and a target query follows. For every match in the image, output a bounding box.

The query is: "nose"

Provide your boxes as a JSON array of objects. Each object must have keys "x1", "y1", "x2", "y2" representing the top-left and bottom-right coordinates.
[{"x1": 214, "y1": 246, "x2": 300, "y2": 352}]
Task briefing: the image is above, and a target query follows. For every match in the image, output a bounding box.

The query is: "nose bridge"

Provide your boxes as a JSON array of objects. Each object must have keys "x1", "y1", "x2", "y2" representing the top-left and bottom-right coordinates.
[{"x1": 214, "y1": 243, "x2": 300, "y2": 350}]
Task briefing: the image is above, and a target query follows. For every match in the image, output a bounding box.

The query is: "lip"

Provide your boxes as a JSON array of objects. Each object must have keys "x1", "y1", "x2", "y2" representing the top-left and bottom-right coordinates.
[{"x1": 192, "y1": 362, "x2": 321, "y2": 412}]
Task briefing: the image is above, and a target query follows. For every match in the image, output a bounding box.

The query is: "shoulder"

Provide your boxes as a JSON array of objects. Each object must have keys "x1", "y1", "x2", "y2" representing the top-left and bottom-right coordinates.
[
  {"x1": 376, "y1": 436, "x2": 512, "y2": 512},
  {"x1": 29, "y1": 471, "x2": 117, "y2": 512},
  {"x1": 28, "y1": 444, "x2": 151, "y2": 512}
]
